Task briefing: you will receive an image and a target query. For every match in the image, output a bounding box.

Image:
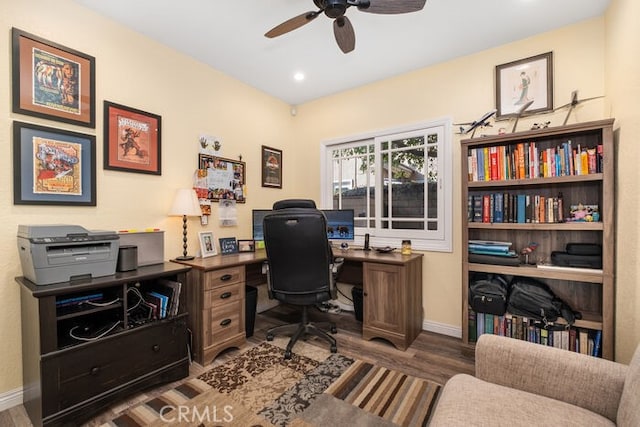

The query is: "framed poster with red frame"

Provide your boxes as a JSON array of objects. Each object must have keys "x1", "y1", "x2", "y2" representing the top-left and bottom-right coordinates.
[
  {"x1": 103, "y1": 101, "x2": 162, "y2": 175},
  {"x1": 12, "y1": 28, "x2": 96, "y2": 128}
]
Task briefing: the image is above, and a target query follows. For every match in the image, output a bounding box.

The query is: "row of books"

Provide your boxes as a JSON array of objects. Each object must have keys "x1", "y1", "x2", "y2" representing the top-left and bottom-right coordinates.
[
  {"x1": 135, "y1": 279, "x2": 182, "y2": 320},
  {"x1": 468, "y1": 310, "x2": 602, "y2": 357},
  {"x1": 468, "y1": 193, "x2": 565, "y2": 224},
  {"x1": 467, "y1": 141, "x2": 603, "y2": 182}
]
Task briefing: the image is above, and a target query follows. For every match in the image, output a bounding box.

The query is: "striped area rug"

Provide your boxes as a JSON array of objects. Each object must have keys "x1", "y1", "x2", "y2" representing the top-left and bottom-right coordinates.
[
  {"x1": 99, "y1": 339, "x2": 441, "y2": 426},
  {"x1": 325, "y1": 359, "x2": 441, "y2": 426}
]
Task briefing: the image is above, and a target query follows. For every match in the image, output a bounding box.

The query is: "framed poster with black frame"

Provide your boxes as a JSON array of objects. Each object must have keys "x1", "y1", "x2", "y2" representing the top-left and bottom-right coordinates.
[
  {"x1": 12, "y1": 28, "x2": 96, "y2": 128},
  {"x1": 495, "y1": 51, "x2": 553, "y2": 119},
  {"x1": 13, "y1": 121, "x2": 96, "y2": 206},
  {"x1": 261, "y1": 145, "x2": 282, "y2": 188}
]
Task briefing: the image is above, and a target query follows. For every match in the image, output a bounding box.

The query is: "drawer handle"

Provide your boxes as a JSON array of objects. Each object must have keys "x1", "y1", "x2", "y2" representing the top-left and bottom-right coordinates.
[
  {"x1": 220, "y1": 274, "x2": 232, "y2": 281},
  {"x1": 152, "y1": 344, "x2": 160, "y2": 352},
  {"x1": 90, "y1": 366, "x2": 100, "y2": 376},
  {"x1": 220, "y1": 292, "x2": 232, "y2": 299},
  {"x1": 220, "y1": 318, "x2": 232, "y2": 327}
]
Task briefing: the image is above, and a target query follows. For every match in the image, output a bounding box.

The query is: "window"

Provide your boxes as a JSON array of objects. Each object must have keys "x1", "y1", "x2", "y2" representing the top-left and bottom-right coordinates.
[{"x1": 321, "y1": 118, "x2": 452, "y2": 252}]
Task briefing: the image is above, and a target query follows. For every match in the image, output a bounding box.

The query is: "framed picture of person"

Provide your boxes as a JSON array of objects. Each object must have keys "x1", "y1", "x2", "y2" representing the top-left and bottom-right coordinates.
[
  {"x1": 198, "y1": 231, "x2": 217, "y2": 257},
  {"x1": 495, "y1": 52, "x2": 553, "y2": 119}
]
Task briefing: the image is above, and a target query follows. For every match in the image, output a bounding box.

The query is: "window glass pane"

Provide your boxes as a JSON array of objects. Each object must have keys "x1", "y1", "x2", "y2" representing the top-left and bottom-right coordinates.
[
  {"x1": 382, "y1": 135, "x2": 426, "y2": 231},
  {"x1": 332, "y1": 145, "x2": 375, "y2": 227},
  {"x1": 427, "y1": 136, "x2": 439, "y2": 219}
]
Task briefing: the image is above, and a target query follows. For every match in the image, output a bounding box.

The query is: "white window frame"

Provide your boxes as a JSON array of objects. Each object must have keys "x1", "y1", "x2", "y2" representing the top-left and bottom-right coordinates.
[{"x1": 320, "y1": 117, "x2": 453, "y2": 252}]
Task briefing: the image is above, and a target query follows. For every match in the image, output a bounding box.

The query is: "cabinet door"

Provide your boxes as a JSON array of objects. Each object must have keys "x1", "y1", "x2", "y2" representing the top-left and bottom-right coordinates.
[{"x1": 363, "y1": 263, "x2": 406, "y2": 335}]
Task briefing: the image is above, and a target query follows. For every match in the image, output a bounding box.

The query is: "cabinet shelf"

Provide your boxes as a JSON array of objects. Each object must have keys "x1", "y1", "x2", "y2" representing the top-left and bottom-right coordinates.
[
  {"x1": 461, "y1": 119, "x2": 615, "y2": 360},
  {"x1": 468, "y1": 173, "x2": 603, "y2": 188},
  {"x1": 57, "y1": 301, "x2": 123, "y2": 321},
  {"x1": 468, "y1": 222, "x2": 603, "y2": 231},
  {"x1": 468, "y1": 263, "x2": 604, "y2": 283}
]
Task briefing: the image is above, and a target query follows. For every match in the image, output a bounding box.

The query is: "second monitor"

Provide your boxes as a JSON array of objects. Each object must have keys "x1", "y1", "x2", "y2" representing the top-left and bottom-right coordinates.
[{"x1": 252, "y1": 208, "x2": 354, "y2": 242}]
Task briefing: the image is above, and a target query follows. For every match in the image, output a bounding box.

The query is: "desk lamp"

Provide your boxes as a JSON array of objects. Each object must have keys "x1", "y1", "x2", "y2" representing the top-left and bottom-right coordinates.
[{"x1": 168, "y1": 188, "x2": 201, "y2": 260}]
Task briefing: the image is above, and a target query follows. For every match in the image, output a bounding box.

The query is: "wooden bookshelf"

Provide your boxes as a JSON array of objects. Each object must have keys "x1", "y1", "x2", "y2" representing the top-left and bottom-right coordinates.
[{"x1": 461, "y1": 119, "x2": 615, "y2": 359}]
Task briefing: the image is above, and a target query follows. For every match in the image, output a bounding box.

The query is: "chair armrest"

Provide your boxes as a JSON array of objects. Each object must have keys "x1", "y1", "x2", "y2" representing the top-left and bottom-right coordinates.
[{"x1": 476, "y1": 334, "x2": 627, "y2": 422}]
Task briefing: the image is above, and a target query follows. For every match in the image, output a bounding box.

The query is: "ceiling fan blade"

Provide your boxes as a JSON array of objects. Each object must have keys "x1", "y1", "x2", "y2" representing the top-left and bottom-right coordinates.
[
  {"x1": 334, "y1": 16, "x2": 355, "y2": 53},
  {"x1": 359, "y1": 0, "x2": 426, "y2": 14},
  {"x1": 265, "y1": 10, "x2": 320, "y2": 38}
]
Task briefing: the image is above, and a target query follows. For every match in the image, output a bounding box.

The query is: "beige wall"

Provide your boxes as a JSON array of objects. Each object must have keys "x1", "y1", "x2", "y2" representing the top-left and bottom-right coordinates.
[
  {"x1": 0, "y1": 0, "x2": 296, "y2": 395},
  {"x1": 294, "y1": 18, "x2": 607, "y2": 336},
  {"x1": 606, "y1": 0, "x2": 640, "y2": 364},
  {"x1": 1, "y1": 0, "x2": 638, "y2": 402}
]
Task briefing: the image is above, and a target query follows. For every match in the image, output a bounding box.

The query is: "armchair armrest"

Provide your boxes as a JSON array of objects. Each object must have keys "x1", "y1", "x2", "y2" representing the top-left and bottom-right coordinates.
[{"x1": 476, "y1": 334, "x2": 627, "y2": 422}]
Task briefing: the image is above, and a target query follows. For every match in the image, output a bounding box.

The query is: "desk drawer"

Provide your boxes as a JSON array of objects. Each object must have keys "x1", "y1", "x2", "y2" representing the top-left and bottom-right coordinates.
[
  {"x1": 203, "y1": 267, "x2": 245, "y2": 290},
  {"x1": 204, "y1": 282, "x2": 243, "y2": 309},
  {"x1": 203, "y1": 301, "x2": 243, "y2": 347},
  {"x1": 41, "y1": 319, "x2": 187, "y2": 416}
]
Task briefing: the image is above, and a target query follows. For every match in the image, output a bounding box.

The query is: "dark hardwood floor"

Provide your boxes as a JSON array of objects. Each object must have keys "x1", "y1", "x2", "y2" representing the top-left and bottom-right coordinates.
[{"x1": 0, "y1": 305, "x2": 475, "y2": 426}]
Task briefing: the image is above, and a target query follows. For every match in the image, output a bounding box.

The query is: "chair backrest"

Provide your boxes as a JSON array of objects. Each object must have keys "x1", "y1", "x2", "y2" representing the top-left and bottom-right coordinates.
[{"x1": 263, "y1": 199, "x2": 334, "y2": 305}]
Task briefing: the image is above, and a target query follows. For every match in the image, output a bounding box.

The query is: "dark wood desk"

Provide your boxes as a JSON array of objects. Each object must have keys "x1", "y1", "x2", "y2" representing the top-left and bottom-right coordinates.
[{"x1": 174, "y1": 249, "x2": 423, "y2": 365}]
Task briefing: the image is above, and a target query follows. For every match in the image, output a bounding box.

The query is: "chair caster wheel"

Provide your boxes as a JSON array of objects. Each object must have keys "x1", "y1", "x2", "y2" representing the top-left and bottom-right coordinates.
[
  {"x1": 266, "y1": 333, "x2": 274, "y2": 341},
  {"x1": 284, "y1": 350, "x2": 292, "y2": 359},
  {"x1": 330, "y1": 345, "x2": 337, "y2": 353},
  {"x1": 330, "y1": 326, "x2": 337, "y2": 334}
]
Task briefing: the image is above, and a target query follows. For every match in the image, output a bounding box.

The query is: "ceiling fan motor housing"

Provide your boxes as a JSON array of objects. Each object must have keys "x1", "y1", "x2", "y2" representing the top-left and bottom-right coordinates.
[{"x1": 317, "y1": 0, "x2": 349, "y2": 18}]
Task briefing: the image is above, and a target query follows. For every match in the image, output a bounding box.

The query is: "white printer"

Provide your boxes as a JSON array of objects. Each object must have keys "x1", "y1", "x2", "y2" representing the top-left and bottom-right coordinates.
[{"x1": 17, "y1": 225, "x2": 120, "y2": 285}]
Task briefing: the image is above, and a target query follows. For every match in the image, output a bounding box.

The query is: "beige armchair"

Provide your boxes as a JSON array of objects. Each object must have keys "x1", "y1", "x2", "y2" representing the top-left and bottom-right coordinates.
[{"x1": 430, "y1": 334, "x2": 639, "y2": 426}]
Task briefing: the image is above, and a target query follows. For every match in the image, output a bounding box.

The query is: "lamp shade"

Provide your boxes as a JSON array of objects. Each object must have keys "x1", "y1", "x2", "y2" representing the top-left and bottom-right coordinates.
[{"x1": 168, "y1": 189, "x2": 202, "y2": 217}]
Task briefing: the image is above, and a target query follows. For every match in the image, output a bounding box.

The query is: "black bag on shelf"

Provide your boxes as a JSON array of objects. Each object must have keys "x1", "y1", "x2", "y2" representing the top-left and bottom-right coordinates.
[
  {"x1": 469, "y1": 273, "x2": 510, "y2": 316},
  {"x1": 507, "y1": 276, "x2": 580, "y2": 325}
]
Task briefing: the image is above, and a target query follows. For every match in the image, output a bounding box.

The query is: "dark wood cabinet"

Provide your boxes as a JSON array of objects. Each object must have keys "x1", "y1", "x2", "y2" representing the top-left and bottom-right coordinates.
[{"x1": 17, "y1": 262, "x2": 191, "y2": 427}]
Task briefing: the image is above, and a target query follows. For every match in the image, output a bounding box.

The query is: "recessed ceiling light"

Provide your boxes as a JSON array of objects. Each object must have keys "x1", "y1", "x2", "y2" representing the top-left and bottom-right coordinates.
[{"x1": 293, "y1": 72, "x2": 305, "y2": 82}]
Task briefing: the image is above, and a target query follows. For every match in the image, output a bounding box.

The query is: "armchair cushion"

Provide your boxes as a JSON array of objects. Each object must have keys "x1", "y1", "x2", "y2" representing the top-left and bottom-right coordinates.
[
  {"x1": 431, "y1": 373, "x2": 615, "y2": 427},
  {"x1": 617, "y1": 343, "x2": 640, "y2": 427},
  {"x1": 429, "y1": 334, "x2": 639, "y2": 427},
  {"x1": 476, "y1": 334, "x2": 626, "y2": 421}
]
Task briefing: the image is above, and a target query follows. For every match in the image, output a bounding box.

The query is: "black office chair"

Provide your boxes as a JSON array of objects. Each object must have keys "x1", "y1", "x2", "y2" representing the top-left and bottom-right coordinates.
[{"x1": 263, "y1": 199, "x2": 343, "y2": 359}]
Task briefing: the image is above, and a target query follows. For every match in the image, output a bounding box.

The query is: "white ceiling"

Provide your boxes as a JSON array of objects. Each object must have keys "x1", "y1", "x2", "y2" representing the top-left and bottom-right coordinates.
[{"x1": 73, "y1": 0, "x2": 610, "y2": 106}]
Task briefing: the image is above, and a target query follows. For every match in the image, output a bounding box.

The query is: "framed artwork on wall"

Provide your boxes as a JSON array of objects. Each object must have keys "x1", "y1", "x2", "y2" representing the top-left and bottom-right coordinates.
[
  {"x1": 13, "y1": 121, "x2": 96, "y2": 206},
  {"x1": 11, "y1": 28, "x2": 96, "y2": 128},
  {"x1": 104, "y1": 101, "x2": 162, "y2": 175},
  {"x1": 198, "y1": 231, "x2": 218, "y2": 257},
  {"x1": 261, "y1": 145, "x2": 282, "y2": 188},
  {"x1": 495, "y1": 52, "x2": 553, "y2": 119},
  {"x1": 198, "y1": 154, "x2": 246, "y2": 202}
]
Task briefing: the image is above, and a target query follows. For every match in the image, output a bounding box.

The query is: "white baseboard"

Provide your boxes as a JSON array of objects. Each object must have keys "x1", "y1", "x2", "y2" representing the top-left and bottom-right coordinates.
[
  {"x1": 423, "y1": 319, "x2": 462, "y2": 338},
  {"x1": 0, "y1": 386, "x2": 23, "y2": 412}
]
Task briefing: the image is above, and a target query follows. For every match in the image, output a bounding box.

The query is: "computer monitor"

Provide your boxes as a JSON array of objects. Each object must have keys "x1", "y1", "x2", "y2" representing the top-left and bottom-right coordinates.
[
  {"x1": 252, "y1": 209, "x2": 271, "y2": 242},
  {"x1": 322, "y1": 209, "x2": 355, "y2": 241}
]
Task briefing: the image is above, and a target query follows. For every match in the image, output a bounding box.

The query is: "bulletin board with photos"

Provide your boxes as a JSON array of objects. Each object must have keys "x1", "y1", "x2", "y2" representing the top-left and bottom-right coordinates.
[{"x1": 197, "y1": 154, "x2": 246, "y2": 203}]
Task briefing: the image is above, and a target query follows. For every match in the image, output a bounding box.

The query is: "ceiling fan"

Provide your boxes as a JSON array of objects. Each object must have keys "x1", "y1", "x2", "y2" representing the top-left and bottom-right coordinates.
[{"x1": 265, "y1": 0, "x2": 427, "y2": 53}]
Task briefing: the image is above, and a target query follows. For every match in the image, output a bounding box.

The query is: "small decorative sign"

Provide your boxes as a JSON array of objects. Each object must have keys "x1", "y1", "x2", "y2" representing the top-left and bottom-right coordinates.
[{"x1": 219, "y1": 237, "x2": 238, "y2": 254}]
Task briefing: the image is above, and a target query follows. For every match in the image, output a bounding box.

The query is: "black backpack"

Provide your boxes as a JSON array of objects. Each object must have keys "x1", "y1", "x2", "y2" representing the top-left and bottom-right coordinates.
[
  {"x1": 469, "y1": 273, "x2": 509, "y2": 316},
  {"x1": 507, "y1": 277, "x2": 580, "y2": 325}
]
